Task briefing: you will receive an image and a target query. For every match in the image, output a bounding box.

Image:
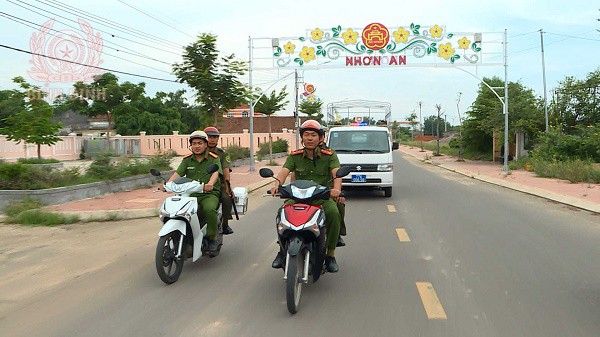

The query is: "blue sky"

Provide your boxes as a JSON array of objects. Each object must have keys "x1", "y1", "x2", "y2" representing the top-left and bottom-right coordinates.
[{"x1": 1, "y1": 0, "x2": 598, "y2": 125}]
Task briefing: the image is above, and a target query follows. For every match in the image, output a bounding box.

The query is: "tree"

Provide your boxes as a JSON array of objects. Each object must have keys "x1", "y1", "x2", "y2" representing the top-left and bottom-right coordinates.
[
  {"x1": 173, "y1": 33, "x2": 248, "y2": 126},
  {"x1": 462, "y1": 76, "x2": 544, "y2": 154},
  {"x1": 552, "y1": 69, "x2": 599, "y2": 134},
  {"x1": 299, "y1": 99, "x2": 324, "y2": 123},
  {"x1": 114, "y1": 92, "x2": 183, "y2": 135},
  {"x1": 0, "y1": 77, "x2": 61, "y2": 159},
  {"x1": 71, "y1": 73, "x2": 146, "y2": 144},
  {"x1": 406, "y1": 112, "x2": 418, "y2": 141},
  {"x1": 254, "y1": 86, "x2": 289, "y2": 162}
]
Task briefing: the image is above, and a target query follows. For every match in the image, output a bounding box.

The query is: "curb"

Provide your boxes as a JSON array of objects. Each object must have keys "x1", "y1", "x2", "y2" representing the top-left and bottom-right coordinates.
[
  {"x1": 42, "y1": 179, "x2": 274, "y2": 222},
  {"x1": 398, "y1": 148, "x2": 600, "y2": 214}
]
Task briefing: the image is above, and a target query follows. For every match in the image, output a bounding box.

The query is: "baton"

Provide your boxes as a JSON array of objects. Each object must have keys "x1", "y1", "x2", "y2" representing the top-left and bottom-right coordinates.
[{"x1": 226, "y1": 179, "x2": 239, "y2": 220}]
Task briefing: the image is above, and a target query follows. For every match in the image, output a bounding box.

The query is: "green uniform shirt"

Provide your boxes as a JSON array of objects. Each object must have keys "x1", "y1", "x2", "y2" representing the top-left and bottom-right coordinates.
[
  {"x1": 176, "y1": 151, "x2": 223, "y2": 196},
  {"x1": 211, "y1": 147, "x2": 231, "y2": 170},
  {"x1": 283, "y1": 147, "x2": 341, "y2": 188}
]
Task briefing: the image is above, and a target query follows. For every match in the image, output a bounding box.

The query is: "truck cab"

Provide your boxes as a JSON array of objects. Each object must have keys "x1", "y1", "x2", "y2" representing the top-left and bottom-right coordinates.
[{"x1": 326, "y1": 125, "x2": 398, "y2": 197}]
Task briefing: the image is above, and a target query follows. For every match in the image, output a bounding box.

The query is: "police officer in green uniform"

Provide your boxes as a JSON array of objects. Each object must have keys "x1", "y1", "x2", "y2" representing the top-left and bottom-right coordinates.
[
  {"x1": 204, "y1": 126, "x2": 234, "y2": 235},
  {"x1": 317, "y1": 140, "x2": 347, "y2": 247},
  {"x1": 167, "y1": 131, "x2": 223, "y2": 253},
  {"x1": 270, "y1": 120, "x2": 342, "y2": 273}
]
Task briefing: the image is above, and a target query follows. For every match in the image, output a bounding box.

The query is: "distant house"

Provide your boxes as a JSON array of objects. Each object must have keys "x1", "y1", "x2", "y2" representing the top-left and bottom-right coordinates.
[
  {"x1": 52, "y1": 111, "x2": 113, "y2": 136},
  {"x1": 222, "y1": 104, "x2": 263, "y2": 118}
]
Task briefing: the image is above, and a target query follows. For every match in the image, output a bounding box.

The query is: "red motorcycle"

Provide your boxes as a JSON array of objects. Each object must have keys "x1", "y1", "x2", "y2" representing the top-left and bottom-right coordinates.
[{"x1": 260, "y1": 166, "x2": 350, "y2": 314}]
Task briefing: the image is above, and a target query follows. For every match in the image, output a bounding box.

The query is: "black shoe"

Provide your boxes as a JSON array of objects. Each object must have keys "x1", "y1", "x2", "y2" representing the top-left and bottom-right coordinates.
[
  {"x1": 336, "y1": 236, "x2": 346, "y2": 247},
  {"x1": 222, "y1": 224, "x2": 234, "y2": 235},
  {"x1": 325, "y1": 256, "x2": 339, "y2": 273},
  {"x1": 272, "y1": 252, "x2": 284, "y2": 269},
  {"x1": 208, "y1": 239, "x2": 218, "y2": 253}
]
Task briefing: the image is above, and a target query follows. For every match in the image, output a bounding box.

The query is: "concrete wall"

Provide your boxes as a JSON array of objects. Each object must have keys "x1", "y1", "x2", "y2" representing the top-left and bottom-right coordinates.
[{"x1": 0, "y1": 170, "x2": 173, "y2": 211}]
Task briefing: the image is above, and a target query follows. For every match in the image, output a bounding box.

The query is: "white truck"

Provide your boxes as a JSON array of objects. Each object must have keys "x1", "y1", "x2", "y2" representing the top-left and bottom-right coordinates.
[{"x1": 326, "y1": 125, "x2": 398, "y2": 197}]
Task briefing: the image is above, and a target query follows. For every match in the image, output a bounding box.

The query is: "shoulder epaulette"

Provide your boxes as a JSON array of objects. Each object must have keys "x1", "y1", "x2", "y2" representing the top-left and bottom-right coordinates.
[
  {"x1": 320, "y1": 149, "x2": 333, "y2": 156},
  {"x1": 183, "y1": 154, "x2": 192, "y2": 159},
  {"x1": 291, "y1": 149, "x2": 304, "y2": 156},
  {"x1": 209, "y1": 152, "x2": 219, "y2": 159}
]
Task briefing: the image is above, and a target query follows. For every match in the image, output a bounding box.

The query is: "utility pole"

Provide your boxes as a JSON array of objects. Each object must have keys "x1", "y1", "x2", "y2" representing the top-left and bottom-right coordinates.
[
  {"x1": 540, "y1": 29, "x2": 549, "y2": 132},
  {"x1": 434, "y1": 104, "x2": 442, "y2": 155},
  {"x1": 502, "y1": 29, "x2": 509, "y2": 172},
  {"x1": 418, "y1": 101, "x2": 424, "y2": 151},
  {"x1": 444, "y1": 113, "x2": 447, "y2": 133},
  {"x1": 294, "y1": 69, "x2": 300, "y2": 150},
  {"x1": 456, "y1": 92, "x2": 464, "y2": 161}
]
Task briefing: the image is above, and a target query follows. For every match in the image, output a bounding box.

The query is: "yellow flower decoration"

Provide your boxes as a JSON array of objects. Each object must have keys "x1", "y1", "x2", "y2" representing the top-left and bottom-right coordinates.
[
  {"x1": 341, "y1": 28, "x2": 358, "y2": 45},
  {"x1": 283, "y1": 41, "x2": 296, "y2": 54},
  {"x1": 429, "y1": 25, "x2": 443, "y2": 38},
  {"x1": 311, "y1": 28, "x2": 324, "y2": 41},
  {"x1": 438, "y1": 42, "x2": 454, "y2": 60},
  {"x1": 299, "y1": 46, "x2": 316, "y2": 63},
  {"x1": 458, "y1": 37, "x2": 471, "y2": 50},
  {"x1": 393, "y1": 27, "x2": 410, "y2": 43}
]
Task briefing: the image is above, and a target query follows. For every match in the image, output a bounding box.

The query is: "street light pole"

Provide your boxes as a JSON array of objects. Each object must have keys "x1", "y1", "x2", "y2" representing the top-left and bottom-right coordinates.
[
  {"x1": 502, "y1": 29, "x2": 510, "y2": 172},
  {"x1": 456, "y1": 92, "x2": 464, "y2": 161},
  {"x1": 540, "y1": 29, "x2": 549, "y2": 132},
  {"x1": 248, "y1": 36, "x2": 255, "y2": 172}
]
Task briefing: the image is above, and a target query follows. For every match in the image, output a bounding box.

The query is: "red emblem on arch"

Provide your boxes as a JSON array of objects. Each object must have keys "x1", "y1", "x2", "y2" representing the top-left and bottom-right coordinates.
[{"x1": 361, "y1": 23, "x2": 390, "y2": 51}]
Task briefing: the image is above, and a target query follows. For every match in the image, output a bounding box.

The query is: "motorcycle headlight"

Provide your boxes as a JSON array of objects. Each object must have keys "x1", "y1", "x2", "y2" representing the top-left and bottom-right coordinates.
[{"x1": 377, "y1": 164, "x2": 393, "y2": 172}]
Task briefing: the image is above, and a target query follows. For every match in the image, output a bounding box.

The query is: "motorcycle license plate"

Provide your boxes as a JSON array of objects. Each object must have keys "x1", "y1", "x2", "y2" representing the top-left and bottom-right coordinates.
[{"x1": 351, "y1": 174, "x2": 367, "y2": 183}]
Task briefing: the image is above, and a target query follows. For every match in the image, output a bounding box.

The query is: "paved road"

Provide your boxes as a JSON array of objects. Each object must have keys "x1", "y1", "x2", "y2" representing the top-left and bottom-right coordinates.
[{"x1": 1, "y1": 152, "x2": 599, "y2": 337}]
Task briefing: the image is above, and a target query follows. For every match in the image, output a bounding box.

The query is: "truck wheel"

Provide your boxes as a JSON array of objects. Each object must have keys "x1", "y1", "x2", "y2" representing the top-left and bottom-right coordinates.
[{"x1": 383, "y1": 187, "x2": 392, "y2": 197}]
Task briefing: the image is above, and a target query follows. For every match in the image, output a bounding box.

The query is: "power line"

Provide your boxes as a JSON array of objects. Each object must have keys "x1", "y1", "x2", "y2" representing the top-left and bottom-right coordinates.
[
  {"x1": 0, "y1": 44, "x2": 179, "y2": 82},
  {"x1": 0, "y1": 12, "x2": 174, "y2": 70},
  {"x1": 6, "y1": 0, "x2": 182, "y2": 56},
  {"x1": 545, "y1": 31, "x2": 600, "y2": 42},
  {"x1": 39, "y1": 0, "x2": 183, "y2": 49},
  {"x1": 117, "y1": 0, "x2": 195, "y2": 39}
]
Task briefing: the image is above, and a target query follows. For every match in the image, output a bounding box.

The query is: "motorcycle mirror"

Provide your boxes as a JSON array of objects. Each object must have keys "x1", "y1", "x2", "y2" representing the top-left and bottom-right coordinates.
[
  {"x1": 259, "y1": 168, "x2": 274, "y2": 178},
  {"x1": 150, "y1": 168, "x2": 161, "y2": 176},
  {"x1": 336, "y1": 166, "x2": 351, "y2": 178},
  {"x1": 206, "y1": 163, "x2": 219, "y2": 174}
]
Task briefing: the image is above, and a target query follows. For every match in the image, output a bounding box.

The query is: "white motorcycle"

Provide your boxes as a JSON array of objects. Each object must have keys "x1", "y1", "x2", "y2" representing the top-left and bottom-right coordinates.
[{"x1": 150, "y1": 164, "x2": 223, "y2": 284}]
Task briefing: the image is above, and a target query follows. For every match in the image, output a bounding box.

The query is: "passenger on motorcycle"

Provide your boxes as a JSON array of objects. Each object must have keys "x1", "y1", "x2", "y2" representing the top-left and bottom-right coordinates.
[
  {"x1": 270, "y1": 120, "x2": 342, "y2": 273},
  {"x1": 167, "y1": 131, "x2": 223, "y2": 253},
  {"x1": 204, "y1": 126, "x2": 235, "y2": 235}
]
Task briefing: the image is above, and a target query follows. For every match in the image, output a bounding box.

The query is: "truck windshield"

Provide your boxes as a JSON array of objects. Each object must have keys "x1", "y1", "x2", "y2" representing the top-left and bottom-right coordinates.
[{"x1": 328, "y1": 130, "x2": 390, "y2": 153}]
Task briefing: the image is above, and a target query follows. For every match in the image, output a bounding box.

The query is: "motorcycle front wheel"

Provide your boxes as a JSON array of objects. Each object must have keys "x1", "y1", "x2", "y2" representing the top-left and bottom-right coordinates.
[
  {"x1": 156, "y1": 232, "x2": 184, "y2": 284},
  {"x1": 286, "y1": 252, "x2": 304, "y2": 314}
]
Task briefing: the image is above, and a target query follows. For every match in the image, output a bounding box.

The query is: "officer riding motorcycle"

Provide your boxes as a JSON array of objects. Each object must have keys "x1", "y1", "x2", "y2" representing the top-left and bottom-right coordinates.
[{"x1": 270, "y1": 120, "x2": 344, "y2": 273}]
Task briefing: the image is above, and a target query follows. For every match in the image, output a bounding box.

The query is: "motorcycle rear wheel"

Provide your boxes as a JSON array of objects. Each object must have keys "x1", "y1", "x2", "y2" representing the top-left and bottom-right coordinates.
[
  {"x1": 286, "y1": 252, "x2": 304, "y2": 314},
  {"x1": 156, "y1": 232, "x2": 184, "y2": 284}
]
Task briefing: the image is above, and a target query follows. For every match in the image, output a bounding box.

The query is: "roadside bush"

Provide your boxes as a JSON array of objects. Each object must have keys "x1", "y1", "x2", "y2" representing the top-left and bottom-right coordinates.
[
  {"x1": 225, "y1": 144, "x2": 250, "y2": 161},
  {"x1": 257, "y1": 139, "x2": 289, "y2": 157},
  {"x1": 3, "y1": 199, "x2": 42, "y2": 216},
  {"x1": 7, "y1": 209, "x2": 79, "y2": 226},
  {"x1": 17, "y1": 158, "x2": 60, "y2": 164},
  {"x1": 531, "y1": 126, "x2": 600, "y2": 162},
  {"x1": 530, "y1": 158, "x2": 600, "y2": 183}
]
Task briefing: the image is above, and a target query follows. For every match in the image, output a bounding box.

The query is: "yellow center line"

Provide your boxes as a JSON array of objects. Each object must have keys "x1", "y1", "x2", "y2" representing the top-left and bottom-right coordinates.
[
  {"x1": 395, "y1": 228, "x2": 411, "y2": 242},
  {"x1": 387, "y1": 204, "x2": 396, "y2": 213},
  {"x1": 416, "y1": 282, "x2": 447, "y2": 320}
]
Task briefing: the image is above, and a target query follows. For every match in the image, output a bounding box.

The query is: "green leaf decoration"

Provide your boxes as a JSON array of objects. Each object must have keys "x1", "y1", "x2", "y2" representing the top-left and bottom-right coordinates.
[
  {"x1": 431, "y1": 42, "x2": 437, "y2": 47},
  {"x1": 471, "y1": 43, "x2": 481, "y2": 52},
  {"x1": 332, "y1": 26, "x2": 340, "y2": 38},
  {"x1": 415, "y1": 25, "x2": 421, "y2": 30},
  {"x1": 379, "y1": 49, "x2": 386, "y2": 54},
  {"x1": 427, "y1": 47, "x2": 432, "y2": 54},
  {"x1": 447, "y1": 33, "x2": 454, "y2": 38},
  {"x1": 432, "y1": 46, "x2": 438, "y2": 52},
  {"x1": 450, "y1": 56, "x2": 455, "y2": 63},
  {"x1": 367, "y1": 49, "x2": 373, "y2": 54},
  {"x1": 294, "y1": 58, "x2": 304, "y2": 66},
  {"x1": 454, "y1": 54, "x2": 461, "y2": 60},
  {"x1": 273, "y1": 46, "x2": 282, "y2": 57},
  {"x1": 299, "y1": 37, "x2": 306, "y2": 42},
  {"x1": 413, "y1": 29, "x2": 420, "y2": 35},
  {"x1": 410, "y1": 23, "x2": 415, "y2": 29}
]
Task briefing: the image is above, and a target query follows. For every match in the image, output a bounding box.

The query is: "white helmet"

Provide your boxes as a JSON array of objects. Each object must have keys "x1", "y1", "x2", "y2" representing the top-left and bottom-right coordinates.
[{"x1": 189, "y1": 130, "x2": 208, "y2": 144}]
